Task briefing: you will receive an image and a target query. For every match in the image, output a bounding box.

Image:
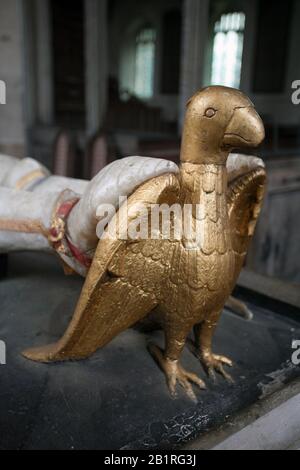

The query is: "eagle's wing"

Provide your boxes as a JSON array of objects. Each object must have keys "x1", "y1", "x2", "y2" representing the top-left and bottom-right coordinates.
[
  {"x1": 22, "y1": 173, "x2": 181, "y2": 362},
  {"x1": 226, "y1": 154, "x2": 266, "y2": 281}
]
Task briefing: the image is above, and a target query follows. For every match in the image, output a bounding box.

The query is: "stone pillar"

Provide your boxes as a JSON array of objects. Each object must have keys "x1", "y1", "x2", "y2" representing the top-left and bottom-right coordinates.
[
  {"x1": 0, "y1": 0, "x2": 26, "y2": 156},
  {"x1": 19, "y1": 0, "x2": 54, "y2": 129},
  {"x1": 85, "y1": 0, "x2": 108, "y2": 136},
  {"x1": 179, "y1": 0, "x2": 209, "y2": 129},
  {"x1": 19, "y1": 0, "x2": 37, "y2": 133},
  {"x1": 35, "y1": 0, "x2": 54, "y2": 125}
]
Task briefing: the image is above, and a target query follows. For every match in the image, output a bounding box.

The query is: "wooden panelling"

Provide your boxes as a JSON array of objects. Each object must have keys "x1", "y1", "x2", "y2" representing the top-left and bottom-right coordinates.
[{"x1": 247, "y1": 157, "x2": 300, "y2": 282}]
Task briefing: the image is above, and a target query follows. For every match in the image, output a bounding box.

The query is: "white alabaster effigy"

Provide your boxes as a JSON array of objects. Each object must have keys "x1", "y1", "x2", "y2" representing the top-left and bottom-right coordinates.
[
  {"x1": 0, "y1": 154, "x2": 19, "y2": 184},
  {"x1": 0, "y1": 155, "x2": 179, "y2": 273}
]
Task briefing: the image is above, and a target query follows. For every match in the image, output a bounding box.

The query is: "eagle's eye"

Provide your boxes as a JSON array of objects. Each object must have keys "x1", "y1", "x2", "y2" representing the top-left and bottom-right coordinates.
[{"x1": 204, "y1": 108, "x2": 217, "y2": 118}]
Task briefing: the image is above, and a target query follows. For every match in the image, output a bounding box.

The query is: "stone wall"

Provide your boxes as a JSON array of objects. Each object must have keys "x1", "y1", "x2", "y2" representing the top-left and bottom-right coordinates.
[{"x1": 0, "y1": 0, "x2": 25, "y2": 157}]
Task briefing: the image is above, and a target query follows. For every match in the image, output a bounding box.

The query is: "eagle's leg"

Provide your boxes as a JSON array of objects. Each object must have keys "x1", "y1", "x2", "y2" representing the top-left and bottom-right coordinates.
[
  {"x1": 191, "y1": 310, "x2": 234, "y2": 383},
  {"x1": 148, "y1": 323, "x2": 206, "y2": 401}
]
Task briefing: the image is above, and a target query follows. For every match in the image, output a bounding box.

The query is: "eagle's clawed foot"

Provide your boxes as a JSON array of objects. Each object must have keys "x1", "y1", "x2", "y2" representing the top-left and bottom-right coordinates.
[
  {"x1": 201, "y1": 352, "x2": 234, "y2": 384},
  {"x1": 187, "y1": 339, "x2": 234, "y2": 384},
  {"x1": 148, "y1": 343, "x2": 206, "y2": 402}
]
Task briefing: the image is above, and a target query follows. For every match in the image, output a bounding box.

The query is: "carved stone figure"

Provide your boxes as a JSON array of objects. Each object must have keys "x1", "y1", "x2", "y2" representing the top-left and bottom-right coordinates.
[{"x1": 0, "y1": 86, "x2": 266, "y2": 400}]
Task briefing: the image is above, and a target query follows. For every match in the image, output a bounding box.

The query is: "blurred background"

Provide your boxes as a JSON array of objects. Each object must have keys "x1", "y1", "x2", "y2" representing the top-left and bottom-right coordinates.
[{"x1": 0, "y1": 0, "x2": 299, "y2": 283}]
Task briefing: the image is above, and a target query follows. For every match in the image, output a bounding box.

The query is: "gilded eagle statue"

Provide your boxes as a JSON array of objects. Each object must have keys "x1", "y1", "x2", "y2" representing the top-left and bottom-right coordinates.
[{"x1": 21, "y1": 86, "x2": 266, "y2": 400}]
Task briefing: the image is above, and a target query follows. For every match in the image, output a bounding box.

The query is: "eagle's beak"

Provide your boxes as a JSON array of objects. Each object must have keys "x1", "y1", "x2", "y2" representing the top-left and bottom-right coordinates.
[{"x1": 223, "y1": 106, "x2": 265, "y2": 149}]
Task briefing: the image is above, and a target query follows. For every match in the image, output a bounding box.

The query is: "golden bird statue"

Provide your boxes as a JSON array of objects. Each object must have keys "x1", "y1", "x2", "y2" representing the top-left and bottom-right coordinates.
[{"x1": 23, "y1": 86, "x2": 266, "y2": 401}]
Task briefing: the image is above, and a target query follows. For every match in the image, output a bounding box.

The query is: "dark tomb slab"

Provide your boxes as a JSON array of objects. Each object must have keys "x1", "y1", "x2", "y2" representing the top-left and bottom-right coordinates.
[{"x1": 0, "y1": 252, "x2": 299, "y2": 450}]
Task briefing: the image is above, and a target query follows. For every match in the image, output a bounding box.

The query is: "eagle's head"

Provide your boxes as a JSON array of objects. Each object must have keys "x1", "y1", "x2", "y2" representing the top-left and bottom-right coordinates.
[{"x1": 180, "y1": 85, "x2": 265, "y2": 165}]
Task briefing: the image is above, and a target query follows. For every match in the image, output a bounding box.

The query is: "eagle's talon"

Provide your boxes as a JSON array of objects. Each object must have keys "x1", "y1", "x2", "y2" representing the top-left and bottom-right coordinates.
[
  {"x1": 186, "y1": 339, "x2": 234, "y2": 383},
  {"x1": 208, "y1": 367, "x2": 217, "y2": 383},
  {"x1": 213, "y1": 354, "x2": 233, "y2": 368},
  {"x1": 148, "y1": 343, "x2": 206, "y2": 401},
  {"x1": 201, "y1": 353, "x2": 234, "y2": 383}
]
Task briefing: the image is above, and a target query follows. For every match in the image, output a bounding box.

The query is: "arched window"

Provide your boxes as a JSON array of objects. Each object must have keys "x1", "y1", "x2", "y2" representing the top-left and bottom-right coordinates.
[
  {"x1": 210, "y1": 12, "x2": 245, "y2": 89},
  {"x1": 134, "y1": 27, "x2": 156, "y2": 99}
]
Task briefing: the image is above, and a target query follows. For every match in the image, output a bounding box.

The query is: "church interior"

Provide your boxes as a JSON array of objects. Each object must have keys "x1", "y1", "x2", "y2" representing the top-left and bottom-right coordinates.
[
  {"x1": 1, "y1": 0, "x2": 300, "y2": 282},
  {"x1": 0, "y1": 0, "x2": 300, "y2": 451}
]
